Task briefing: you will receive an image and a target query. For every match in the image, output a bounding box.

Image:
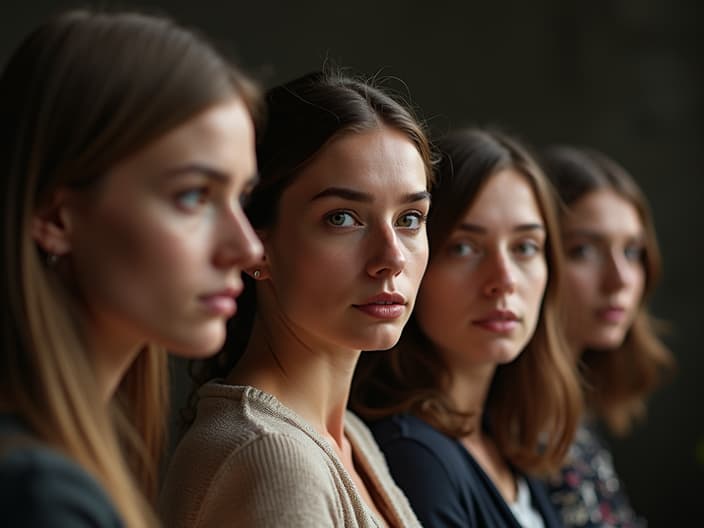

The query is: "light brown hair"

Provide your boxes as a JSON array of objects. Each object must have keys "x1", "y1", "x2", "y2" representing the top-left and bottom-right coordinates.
[
  {"x1": 352, "y1": 128, "x2": 582, "y2": 475},
  {"x1": 0, "y1": 9, "x2": 258, "y2": 526},
  {"x1": 543, "y1": 145, "x2": 674, "y2": 435}
]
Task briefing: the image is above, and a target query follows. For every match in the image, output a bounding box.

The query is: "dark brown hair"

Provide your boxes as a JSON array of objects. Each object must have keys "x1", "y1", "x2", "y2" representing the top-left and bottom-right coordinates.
[
  {"x1": 352, "y1": 128, "x2": 583, "y2": 475},
  {"x1": 187, "y1": 69, "x2": 436, "y2": 413},
  {"x1": 543, "y1": 145, "x2": 674, "y2": 435}
]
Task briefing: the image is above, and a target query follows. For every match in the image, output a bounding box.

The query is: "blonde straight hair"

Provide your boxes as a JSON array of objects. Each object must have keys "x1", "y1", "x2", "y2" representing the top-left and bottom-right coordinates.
[{"x1": 0, "y1": 9, "x2": 259, "y2": 526}]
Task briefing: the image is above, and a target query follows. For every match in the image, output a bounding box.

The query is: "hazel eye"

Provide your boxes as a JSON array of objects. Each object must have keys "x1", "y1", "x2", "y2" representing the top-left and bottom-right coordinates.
[
  {"x1": 396, "y1": 212, "x2": 425, "y2": 230},
  {"x1": 327, "y1": 211, "x2": 357, "y2": 227}
]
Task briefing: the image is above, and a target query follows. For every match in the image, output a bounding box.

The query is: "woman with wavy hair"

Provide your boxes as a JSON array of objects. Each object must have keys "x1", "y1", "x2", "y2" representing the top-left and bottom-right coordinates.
[
  {"x1": 0, "y1": 9, "x2": 262, "y2": 527},
  {"x1": 542, "y1": 146, "x2": 674, "y2": 527},
  {"x1": 352, "y1": 128, "x2": 582, "y2": 528}
]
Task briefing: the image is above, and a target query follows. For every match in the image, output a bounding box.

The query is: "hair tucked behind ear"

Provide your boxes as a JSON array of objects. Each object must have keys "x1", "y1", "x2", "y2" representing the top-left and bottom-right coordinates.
[
  {"x1": 184, "y1": 68, "x2": 436, "y2": 427},
  {"x1": 0, "y1": 9, "x2": 259, "y2": 525}
]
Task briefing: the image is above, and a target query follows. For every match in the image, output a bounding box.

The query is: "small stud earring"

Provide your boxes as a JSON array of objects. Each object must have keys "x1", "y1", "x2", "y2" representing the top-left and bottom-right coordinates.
[
  {"x1": 47, "y1": 253, "x2": 59, "y2": 266},
  {"x1": 253, "y1": 269, "x2": 261, "y2": 279}
]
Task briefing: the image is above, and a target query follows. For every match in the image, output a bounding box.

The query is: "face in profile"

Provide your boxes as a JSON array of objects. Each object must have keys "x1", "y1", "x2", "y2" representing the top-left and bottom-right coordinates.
[
  {"x1": 49, "y1": 97, "x2": 263, "y2": 356},
  {"x1": 259, "y1": 126, "x2": 430, "y2": 352},
  {"x1": 415, "y1": 169, "x2": 548, "y2": 369},
  {"x1": 560, "y1": 188, "x2": 646, "y2": 351}
]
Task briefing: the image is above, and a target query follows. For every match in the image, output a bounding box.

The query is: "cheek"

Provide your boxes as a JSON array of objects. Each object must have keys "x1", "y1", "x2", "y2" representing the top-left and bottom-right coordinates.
[
  {"x1": 523, "y1": 262, "x2": 548, "y2": 319},
  {"x1": 564, "y1": 265, "x2": 597, "y2": 302}
]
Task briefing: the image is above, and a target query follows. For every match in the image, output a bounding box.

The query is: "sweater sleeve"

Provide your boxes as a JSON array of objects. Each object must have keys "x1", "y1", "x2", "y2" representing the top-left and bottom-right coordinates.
[
  {"x1": 194, "y1": 432, "x2": 343, "y2": 528},
  {"x1": 380, "y1": 436, "x2": 470, "y2": 528},
  {"x1": 0, "y1": 448, "x2": 122, "y2": 528}
]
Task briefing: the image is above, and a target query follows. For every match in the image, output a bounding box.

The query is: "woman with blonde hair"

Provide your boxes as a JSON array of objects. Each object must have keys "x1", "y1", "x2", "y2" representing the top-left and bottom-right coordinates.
[
  {"x1": 352, "y1": 128, "x2": 583, "y2": 527},
  {"x1": 0, "y1": 9, "x2": 262, "y2": 527},
  {"x1": 543, "y1": 146, "x2": 674, "y2": 527}
]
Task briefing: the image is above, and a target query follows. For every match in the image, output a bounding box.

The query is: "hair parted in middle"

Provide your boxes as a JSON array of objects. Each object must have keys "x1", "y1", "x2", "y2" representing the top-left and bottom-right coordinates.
[{"x1": 351, "y1": 127, "x2": 583, "y2": 475}]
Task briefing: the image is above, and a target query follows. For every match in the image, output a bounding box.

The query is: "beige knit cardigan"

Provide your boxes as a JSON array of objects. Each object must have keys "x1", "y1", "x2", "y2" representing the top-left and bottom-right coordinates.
[{"x1": 160, "y1": 383, "x2": 421, "y2": 527}]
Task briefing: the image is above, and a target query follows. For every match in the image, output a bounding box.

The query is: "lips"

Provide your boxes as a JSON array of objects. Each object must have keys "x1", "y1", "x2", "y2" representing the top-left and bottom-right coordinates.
[
  {"x1": 596, "y1": 306, "x2": 627, "y2": 324},
  {"x1": 472, "y1": 309, "x2": 520, "y2": 333},
  {"x1": 353, "y1": 292, "x2": 407, "y2": 320},
  {"x1": 199, "y1": 286, "x2": 243, "y2": 317}
]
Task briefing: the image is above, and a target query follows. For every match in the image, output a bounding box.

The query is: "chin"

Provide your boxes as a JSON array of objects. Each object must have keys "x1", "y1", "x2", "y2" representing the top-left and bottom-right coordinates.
[
  {"x1": 585, "y1": 328, "x2": 628, "y2": 351},
  {"x1": 163, "y1": 329, "x2": 226, "y2": 359},
  {"x1": 354, "y1": 329, "x2": 403, "y2": 352}
]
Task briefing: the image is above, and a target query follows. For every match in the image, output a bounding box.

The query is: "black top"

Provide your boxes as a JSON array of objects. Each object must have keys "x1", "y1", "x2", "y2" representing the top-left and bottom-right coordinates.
[
  {"x1": 368, "y1": 413, "x2": 564, "y2": 528},
  {"x1": 0, "y1": 414, "x2": 123, "y2": 527}
]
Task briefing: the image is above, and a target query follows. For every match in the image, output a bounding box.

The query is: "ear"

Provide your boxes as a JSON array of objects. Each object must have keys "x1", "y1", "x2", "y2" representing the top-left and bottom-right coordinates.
[
  {"x1": 31, "y1": 189, "x2": 75, "y2": 256},
  {"x1": 246, "y1": 228, "x2": 271, "y2": 280},
  {"x1": 245, "y1": 254, "x2": 270, "y2": 280}
]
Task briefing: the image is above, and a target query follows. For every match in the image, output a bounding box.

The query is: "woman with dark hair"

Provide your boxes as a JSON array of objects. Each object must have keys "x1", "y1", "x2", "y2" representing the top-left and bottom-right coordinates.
[
  {"x1": 0, "y1": 9, "x2": 262, "y2": 527},
  {"x1": 351, "y1": 128, "x2": 582, "y2": 528},
  {"x1": 542, "y1": 146, "x2": 674, "y2": 527},
  {"x1": 161, "y1": 70, "x2": 434, "y2": 527}
]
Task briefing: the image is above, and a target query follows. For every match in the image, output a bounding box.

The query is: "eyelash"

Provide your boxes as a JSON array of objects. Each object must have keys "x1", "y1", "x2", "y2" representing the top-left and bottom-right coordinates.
[{"x1": 324, "y1": 210, "x2": 428, "y2": 230}]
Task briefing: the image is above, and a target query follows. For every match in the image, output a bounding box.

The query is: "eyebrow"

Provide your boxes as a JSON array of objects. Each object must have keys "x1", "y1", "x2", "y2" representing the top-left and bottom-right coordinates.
[
  {"x1": 311, "y1": 187, "x2": 431, "y2": 204},
  {"x1": 163, "y1": 163, "x2": 259, "y2": 187},
  {"x1": 564, "y1": 229, "x2": 644, "y2": 242},
  {"x1": 456, "y1": 222, "x2": 545, "y2": 234}
]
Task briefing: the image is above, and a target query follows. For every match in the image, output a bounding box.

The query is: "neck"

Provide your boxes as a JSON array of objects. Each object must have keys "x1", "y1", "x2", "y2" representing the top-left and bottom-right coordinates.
[
  {"x1": 84, "y1": 319, "x2": 145, "y2": 402},
  {"x1": 228, "y1": 315, "x2": 361, "y2": 448},
  {"x1": 444, "y1": 355, "x2": 497, "y2": 433}
]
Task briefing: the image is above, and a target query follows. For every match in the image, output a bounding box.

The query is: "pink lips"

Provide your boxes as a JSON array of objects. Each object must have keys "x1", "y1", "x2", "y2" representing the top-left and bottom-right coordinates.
[
  {"x1": 472, "y1": 309, "x2": 519, "y2": 333},
  {"x1": 353, "y1": 292, "x2": 407, "y2": 320},
  {"x1": 200, "y1": 287, "x2": 242, "y2": 317},
  {"x1": 597, "y1": 306, "x2": 627, "y2": 324}
]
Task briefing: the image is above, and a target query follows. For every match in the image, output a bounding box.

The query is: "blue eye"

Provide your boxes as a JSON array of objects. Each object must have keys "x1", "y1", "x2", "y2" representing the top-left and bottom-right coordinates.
[
  {"x1": 327, "y1": 211, "x2": 357, "y2": 227},
  {"x1": 176, "y1": 188, "x2": 208, "y2": 210},
  {"x1": 514, "y1": 240, "x2": 541, "y2": 258},
  {"x1": 396, "y1": 212, "x2": 425, "y2": 230},
  {"x1": 568, "y1": 243, "x2": 596, "y2": 261},
  {"x1": 449, "y1": 242, "x2": 476, "y2": 257},
  {"x1": 624, "y1": 244, "x2": 644, "y2": 262}
]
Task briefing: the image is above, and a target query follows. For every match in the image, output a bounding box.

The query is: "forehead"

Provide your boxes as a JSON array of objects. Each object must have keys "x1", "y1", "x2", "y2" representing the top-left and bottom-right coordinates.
[
  {"x1": 565, "y1": 189, "x2": 643, "y2": 235},
  {"x1": 288, "y1": 125, "x2": 427, "y2": 196},
  {"x1": 122, "y1": 98, "x2": 255, "y2": 174},
  {"x1": 460, "y1": 168, "x2": 543, "y2": 224}
]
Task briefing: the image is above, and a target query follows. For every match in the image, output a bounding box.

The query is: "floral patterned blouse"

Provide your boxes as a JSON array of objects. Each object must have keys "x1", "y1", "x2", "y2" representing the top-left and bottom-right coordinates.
[{"x1": 547, "y1": 421, "x2": 646, "y2": 527}]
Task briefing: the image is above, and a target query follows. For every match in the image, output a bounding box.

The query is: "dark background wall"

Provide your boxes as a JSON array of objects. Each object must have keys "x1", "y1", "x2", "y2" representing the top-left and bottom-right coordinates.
[{"x1": 3, "y1": 1, "x2": 701, "y2": 525}]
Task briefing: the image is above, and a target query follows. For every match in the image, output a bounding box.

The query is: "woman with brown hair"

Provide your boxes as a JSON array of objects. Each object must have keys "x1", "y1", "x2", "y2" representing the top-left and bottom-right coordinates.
[
  {"x1": 0, "y1": 9, "x2": 262, "y2": 527},
  {"x1": 161, "y1": 69, "x2": 434, "y2": 527},
  {"x1": 352, "y1": 128, "x2": 582, "y2": 527},
  {"x1": 543, "y1": 146, "x2": 674, "y2": 527}
]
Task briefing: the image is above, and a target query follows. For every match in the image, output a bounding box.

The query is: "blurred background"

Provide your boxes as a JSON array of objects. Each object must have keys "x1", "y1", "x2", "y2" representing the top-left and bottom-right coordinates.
[{"x1": 2, "y1": 1, "x2": 701, "y2": 525}]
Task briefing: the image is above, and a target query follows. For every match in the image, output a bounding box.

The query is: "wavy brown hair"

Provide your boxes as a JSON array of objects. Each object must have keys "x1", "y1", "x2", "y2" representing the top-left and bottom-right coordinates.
[
  {"x1": 351, "y1": 128, "x2": 583, "y2": 475},
  {"x1": 543, "y1": 146, "x2": 674, "y2": 435},
  {"x1": 0, "y1": 9, "x2": 258, "y2": 526}
]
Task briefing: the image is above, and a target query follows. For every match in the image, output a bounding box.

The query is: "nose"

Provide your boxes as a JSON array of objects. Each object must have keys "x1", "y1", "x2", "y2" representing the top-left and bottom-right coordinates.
[
  {"x1": 602, "y1": 252, "x2": 629, "y2": 293},
  {"x1": 482, "y1": 249, "x2": 516, "y2": 297},
  {"x1": 366, "y1": 223, "x2": 406, "y2": 279},
  {"x1": 213, "y1": 206, "x2": 263, "y2": 270}
]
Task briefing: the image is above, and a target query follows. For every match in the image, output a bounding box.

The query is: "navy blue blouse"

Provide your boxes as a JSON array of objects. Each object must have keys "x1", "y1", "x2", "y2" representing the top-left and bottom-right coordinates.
[{"x1": 368, "y1": 413, "x2": 564, "y2": 528}]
